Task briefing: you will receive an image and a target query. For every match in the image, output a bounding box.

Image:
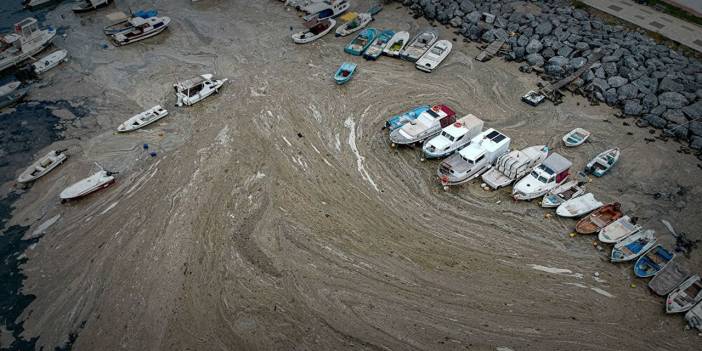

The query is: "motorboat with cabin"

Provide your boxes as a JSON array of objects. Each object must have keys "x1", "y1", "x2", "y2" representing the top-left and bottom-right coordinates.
[
  {"x1": 422, "y1": 114, "x2": 483, "y2": 159},
  {"x1": 73, "y1": 0, "x2": 112, "y2": 13},
  {"x1": 292, "y1": 18, "x2": 336, "y2": 44},
  {"x1": 437, "y1": 128, "x2": 511, "y2": 186},
  {"x1": 389, "y1": 104, "x2": 456, "y2": 145},
  {"x1": 302, "y1": 0, "x2": 350, "y2": 21},
  {"x1": 107, "y1": 15, "x2": 171, "y2": 46},
  {"x1": 174, "y1": 74, "x2": 227, "y2": 107},
  {"x1": 0, "y1": 17, "x2": 56, "y2": 72},
  {"x1": 512, "y1": 153, "x2": 571, "y2": 200},
  {"x1": 481, "y1": 145, "x2": 548, "y2": 189}
]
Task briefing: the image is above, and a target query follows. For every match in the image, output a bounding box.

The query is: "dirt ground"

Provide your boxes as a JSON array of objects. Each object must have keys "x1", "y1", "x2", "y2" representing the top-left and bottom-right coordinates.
[{"x1": 3, "y1": 1, "x2": 701, "y2": 350}]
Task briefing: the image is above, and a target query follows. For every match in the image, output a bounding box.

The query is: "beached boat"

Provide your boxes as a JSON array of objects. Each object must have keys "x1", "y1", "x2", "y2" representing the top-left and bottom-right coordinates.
[
  {"x1": 60, "y1": 170, "x2": 115, "y2": 200},
  {"x1": 333, "y1": 62, "x2": 356, "y2": 85},
  {"x1": 562, "y1": 128, "x2": 591, "y2": 147},
  {"x1": 363, "y1": 29, "x2": 394, "y2": 60},
  {"x1": 555, "y1": 193, "x2": 603, "y2": 218},
  {"x1": 0, "y1": 18, "x2": 56, "y2": 72},
  {"x1": 575, "y1": 203, "x2": 623, "y2": 234},
  {"x1": 586, "y1": 148, "x2": 620, "y2": 177},
  {"x1": 400, "y1": 28, "x2": 438, "y2": 62},
  {"x1": 634, "y1": 245, "x2": 675, "y2": 278},
  {"x1": 521, "y1": 90, "x2": 545, "y2": 106},
  {"x1": 649, "y1": 261, "x2": 691, "y2": 296},
  {"x1": 438, "y1": 129, "x2": 511, "y2": 186},
  {"x1": 422, "y1": 114, "x2": 484, "y2": 159},
  {"x1": 0, "y1": 81, "x2": 30, "y2": 109},
  {"x1": 302, "y1": 0, "x2": 350, "y2": 21},
  {"x1": 174, "y1": 74, "x2": 227, "y2": 107},
  {"x1": 32, "y1": 49, "x2": 67, "y2": 74},
  {"x1": 481, "y1": 145, "x2": 549, "y2": 190},
  {"x1": 108, "y1": 16, "x2": 171, "y2": 46},
  {"x1": 73, "y1": 0, "x2": 111, "y2": 13},
  {"x1": 389, "y1": 105, "x2": 456, "y2": 145},
  {"x1": 344, "y1": 28, "x2": 377, "y2": 56},
  {"x1": 610, "y1": 229, "x2": 656, "y2": 263},
  {"x1": 292, "y1": 18, "x2": 336, "y2": 44},
  {"x1": 17, "y1": 149, "x2": 67, "y2": 183},
  {"x1": 512, "y1": 153, "x2": 572, "y2": 200},
  {"x1": 666, "y1": 275, "x2": 702, "y2": 314},
  {"x1": 416, "y1": 40, "x2": 452, "y2": 73},
  {"x1": 685, "y1": 301, "x2": 702, "y2": 331},
  {"x1": 117, "y1": 105, "x2": 169, "y2": 132},
  {"x1": 335, "y1": 13, "x2": 372, "y2": 37},
  {"x1": 23, "y1": 0, "x2": 54, "y2": 8},
  {"x1": 103, "y1": 10, "x2": 159, "y2": 35},
  {"x1": 541, "y1": 180, "x2": 585, "y2": 208},
  {"x1": 383, "y1": 31, "x2": 409, "y2": 57},
  {"x1": 384, "y1": 105, "x2": 430, "y2": 131},
  {"x1": 598, "y1": 215, "x2": 641, "y2": 243}
]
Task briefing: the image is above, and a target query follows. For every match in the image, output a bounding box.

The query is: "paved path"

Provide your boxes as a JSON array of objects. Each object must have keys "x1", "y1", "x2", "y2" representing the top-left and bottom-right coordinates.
[{"x1": 581, "y1": 0, "x2": 702, "y2": 53}]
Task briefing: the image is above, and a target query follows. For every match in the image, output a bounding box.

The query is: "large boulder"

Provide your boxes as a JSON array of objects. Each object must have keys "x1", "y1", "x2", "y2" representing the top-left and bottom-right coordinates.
[
  {"x1": 517, "y1": 35, "x2": 529, "y2": 47},
  {"x1": 545, "y1": 56, "x2": 568, "y2": 76},
  {"x1": 466, "y1": 10, "x2": 481, "y2": 24},
  {"x1": 558, "y1": 46, "x2": 574, "y2": 58},
  {"x1": 450, "y1": 16, "x2": 463, "y2": 27},
  {"x1": 526, "y1": 39, "x2": 543, "y2": 54},
  {"x1": 526, "y1": 53, "x2": 544, "y2": 67},
  {"x1": 690, "y1": 121, "x2": 702, "y2": 136},
  {"x1": 624, "y1": 100, "x2": 643, "y2": 116},
  {"x1": 662, "y1": 109, "x2": 688, "y2": 125},
  {"x1": 643, "y1": 114, "x2": 667, "y2": 128},
  {"x1": 659, "y1": 76, "x2": 684, "y2": 93},
  {"x1": 591, "y1": 78, "x2": 610, "y2": 92},
  {"x1": 603, "y1": 62, "x2": 618, "y2": 77},
  {"x1": 617, "y1": 83, "x2": 639, "y2": 101},
  {"x1": 658, "y1": 91, "x2": 689, "y2": 109},
  {"x1": 642, "y1": 94, "x2": 658, "y2": 110},
  {"x1": 569, "y1": 57, "x2": 587, "y2": 70},
  {"x1": 459, "y1": 0, "x2": 475, "y2": 13},
  {"x1": 607, "y1": 76, "x2": 628, "y2": 88},
  {"x1": 682, "y1": 100, "x2": 702, "y2": 119},
  {"x1": 535, "y1": 21, "x2": 553, "y2": 36},
  {"x1": 690, "y1": 136, "x2": 702, "y2": 150}
]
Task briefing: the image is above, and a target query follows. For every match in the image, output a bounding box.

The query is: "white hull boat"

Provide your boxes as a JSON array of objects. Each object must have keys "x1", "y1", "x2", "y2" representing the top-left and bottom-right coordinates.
[
  {"x1": 292, "y1": 19, "x2": 336, "y2": 44},
  {"x1": 174, "y1": 74, "x2": 227, "y2": 107},
  {"x1": 24, "y1": 0, "x2": 54, "y2": 7},
  {"x1": 389, "y1": 105, "x2": 456, "y2": 145},
  {"x1": 481, "y1": 145, "x2": 548, "y2": 190},
  {"x1": 610, "y1": 229, "x2": 656, "y2": 263},
  {"x1": 685, "y1": 301, "x2": 702, "y2": 331},
  {"x1": 649, "y1": 261, "x2": 691, "y2": 296},
  {"x1": 17, "y1": 149, "x2": 67, "y2": 183},
  {"x1": 667, "y1": 275, "x2": 702, "y2": 314},
  {"x1": 415, "y1": 40, "x2": 452, "y2": 73},
  {"x1": 108, "y1": 16, "x2": 170, "y2": 46},
  {"x1": 438, "y1": 129, "x2": 511, "y2": 186},
  {"x1": 383, "y1": 31, "x2": 409, "y2": 57},
  {"x1": 555, "y1": 193, "x2": 603, "y2": 218},
  {"x1": 598, "y1": 215, "x2": 641, "y2": 243},
  {"x1": 400, "y1": 28, "x2": 438, "y2": 62},
  {"x1": 60, "y1": 170, "x2": 115, "y2": 200},
  {"x1": 32, "y1": 49, "x2": 67, "y2": 74},
  {"x1": 117, "y1": 105, "x2": 168, "y2": 132},
  {"x1": 0, "y1": 81, "x2": 30, "y2": 109},
  {"x1": 73, "y1": 0, "x2": 111, "y2": 13},
  {"x1": 512, "y1": 153, "x2": 572, "y2": 200},
  {"x1": 0, "y1": 18, "x2": 56, "y2": 72},
  {"x1": 335, "y1": 13, "x2": 372, "y2": 37},
  {"x1": 302, "y1": 0, "x2": 349, "y2": 21},
  {"x1": 541, "y1": 180, "x2": 585, "y2": 208},
  {"x1": 422, "y1": 114, "x2": 483, "y2": 159},
  {"x1": 563, "y1": 127, "x2": 591, "y2": 147}
]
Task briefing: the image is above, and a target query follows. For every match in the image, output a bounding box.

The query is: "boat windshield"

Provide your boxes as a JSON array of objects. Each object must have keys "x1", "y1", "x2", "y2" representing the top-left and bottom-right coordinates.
[
  {"x1": 530, "y1": 170, "x2": 539, "y2": 178},
  {"x1": 440, "y1": 131, "x2": 454, "y2": 141},
  {"x1": 417, "y1": 110, "x2": 438, "y2": 124},
  {"x1": 430, "y1": 46, "x2": 444, "y2": 55},
  {"x1": 537, "y1": 175, "x2": 549, "y2": 183}
]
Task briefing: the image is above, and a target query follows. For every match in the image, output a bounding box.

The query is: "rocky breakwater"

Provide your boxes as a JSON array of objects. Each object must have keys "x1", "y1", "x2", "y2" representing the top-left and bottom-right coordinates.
[{"x1": 400, "y1": 0, "x2": 702, "y2": 153}]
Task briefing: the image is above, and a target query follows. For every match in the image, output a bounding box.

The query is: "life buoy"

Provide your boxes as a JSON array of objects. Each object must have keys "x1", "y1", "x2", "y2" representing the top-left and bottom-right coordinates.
[
  {"x1": 432, "y1": 105, "x2": 440, "y2": 112},
  {"x1": 454, "y1": 121, "x2": 462, "y2": 128}
]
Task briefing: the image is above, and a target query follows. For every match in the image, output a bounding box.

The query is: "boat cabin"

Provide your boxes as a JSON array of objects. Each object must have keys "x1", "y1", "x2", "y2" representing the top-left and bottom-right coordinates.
[
  {"x1": 2, "y1": 18, "x2": 40, "y2": 52},
  {"x1": 303, "y1": 0, "x2": 349, "y2": 21},
  {"x1": 175, "y1": 76, "x2": 211, "y2": 97},
  {"x1": 457, "y1": 129, "x2": 510, "y2": 166},
  {"x1": 530, "y1": 153, "x2": 571, "y2": 186}
]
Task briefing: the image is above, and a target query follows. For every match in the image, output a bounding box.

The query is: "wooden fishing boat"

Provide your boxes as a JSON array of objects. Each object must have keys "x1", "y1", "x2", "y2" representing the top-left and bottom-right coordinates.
[
  {"x1": 383, "y1": 31, "x2": 409, "y2": 57},
  {"x1": 400, "y1": 28, "x2": 438, "y2": 62},
  {"x1": 541, "y1": 180, "x2": 585, "y2": 208},
  {"x1": 598, "y1": 215, "x2": 641, "y2": 243},
  {"x1": 363, "y1": 29, "x2": 394, "y2": 60},
  {"x1": 634, "y1": 245, "x2": 675, "y2": 278},
  {"x1": 610, "y1": 229, "x2": 656, "y2": 263},
  {"x1": 333, "y1": 62, "x2": 356, "y2": 85},
  {"x1": 344, "y1": 28, "x2": 377, "y2": 56},
  {"x1": 586, "y1": 147, "x2": 620, "y2": 177},
  {"x1": 555, "y1": 193, "x2": 603, "y2": 218},
  {"x1": 562, "y1": 128, "x2": 591, "y2": 147},
  {"x1": 685, "y1": 301, "x2": 702, "y2": 331},
  {"x1": 335, "y1": 12, "x2": 372, "y2": 37},
  {"x1": 17, "y1": 149, "x2": 67, "y2": 183},
  {"x1": 666, "y1": 275, "x2": 702, "y2": 314},
  {"x1": 60, "y1": 170, "x2": 115, "y2": 200},
  {"x1": 117, "y1": 105, "x2": 169, "y2": 132},
  {"x1": 574, "y1": 202, "x2": 622, "y2": 234},
  {"x1": 32, "y1": 49, "x2": 67, "y2": 74},
  {"x1": 108, "y1": 16, "x2": 171, "y2": 46},
  {"x1": 649, "y1": 261, "x2": 691, "y2": 296},
  {"x1": 292, "y1": 18, "x2": 336, "y2": 44}
]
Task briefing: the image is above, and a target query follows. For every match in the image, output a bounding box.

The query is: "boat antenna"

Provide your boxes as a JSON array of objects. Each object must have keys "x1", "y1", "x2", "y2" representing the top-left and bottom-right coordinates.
[{"x1": 94, "y1": 162, "x2": 104, "y2": 171}]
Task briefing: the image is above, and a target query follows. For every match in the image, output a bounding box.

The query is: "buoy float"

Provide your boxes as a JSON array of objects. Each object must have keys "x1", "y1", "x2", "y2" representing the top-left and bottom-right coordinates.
[
  {"x1": 454, "y1": 121, "x2": 462, "y2": 128},
  {"x1": 432, "y1": 105, "x2": 440, "y2": 112}
]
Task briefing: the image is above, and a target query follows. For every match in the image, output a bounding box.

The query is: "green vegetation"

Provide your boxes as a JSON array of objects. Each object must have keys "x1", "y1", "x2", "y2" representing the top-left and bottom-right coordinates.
[{"x1": 638, "y1": 1, "x2": 702, "y2": 26}]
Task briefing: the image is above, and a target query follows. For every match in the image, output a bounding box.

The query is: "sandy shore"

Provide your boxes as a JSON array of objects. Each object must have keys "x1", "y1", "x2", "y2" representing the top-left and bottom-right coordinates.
[{"x1": 3, "y1": 1, "x2": 701, "y2": 350}]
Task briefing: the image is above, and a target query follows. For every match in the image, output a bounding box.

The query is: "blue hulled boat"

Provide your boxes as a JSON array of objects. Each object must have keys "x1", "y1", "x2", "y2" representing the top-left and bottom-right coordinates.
[
  {"x1": 634, "y1": 245, "x2": 675, "y2": 278},
  {"x1": 384, "y1": 105, "x2": 430, "y2": 131},
  {"x1": 344, "y1": 28, "x2": 377, "y2": 56},
  {"x1": 334, "y1": 62, "x2": 357, "y2": 85}
]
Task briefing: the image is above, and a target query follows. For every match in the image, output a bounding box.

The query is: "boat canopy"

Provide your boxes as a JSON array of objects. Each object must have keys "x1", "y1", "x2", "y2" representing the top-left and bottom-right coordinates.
[
  {"x1": 175, "y1": 76, "x2": 206, "y2": 91},
  {"x1": 542, "y1": 153, "x2": 571, "y2": 173}
]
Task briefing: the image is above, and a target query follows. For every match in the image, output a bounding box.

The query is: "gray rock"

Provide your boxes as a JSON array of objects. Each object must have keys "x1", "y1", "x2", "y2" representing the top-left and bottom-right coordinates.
[
  {"x1": 513, "y1": 46, "x2": 526, "y2": 60},
  {"x1": 662, "y1": 109, "x2": 688, "y2": 124},
  {"x1": 605, "y1": 88, "x2": 618, "y2": 105},
  {"x1": 690, "y1": 121, "x2": 702, "y2": 136},
  {"x1": 592, "y1": 78, "x2": 610, "y2": 92},
  {"x1": 583, "y1": 69, "x2": 595, "y2": 82},
  {"x1": 642, "y1": 94, "x2": 658, "y2": 110},
  {"x1": 633, "y1": 77, "x2": 658, "y2": 95},
  {"x1": 545, "y1": 56, "x2": 568, "y2": 76},
  {"x1": 573, "y1": 9, "x2": 589, "y2": 20},
  {"x1": 690, "y1": 136, "x2": 702, "y2": 150},
  {"x1": 664, "y1": 122, "x2": 689, "y2": 140},
  {"x1": 607, "y1": 76, "x2": 628, "y2": 88},
  {"x1": 644, "y1": 114, "x2": 667, "y2": 128},
  {"x1": 650, "y1": 104, "x2": 667, "y2": 116},
  {"x1": 558, "y1": 46, "x2": 573, "y2": 58},
  {"x1": 659, "y1": 77, "x2": 684, "y2": 93},
  {"x1": 525, "y1": 39, "x2": 543, "y2": 54},
  {"x1": 541, "y1": 47, "x2": 556, "y2": 59},
  {"x1": 450, "y1": 16, "x2": 463, "y2": 27},
  {"x1": 466, "y1": 11, "x2": 481, "y2": 24},
  {"x1": 575, "y1": 41, "x2": 589, "y2": 51},
  {"x1": 481, "y1": 29, "x2": 496, "y2": 42},
  {"x1": 623, "y1": 56, "x2": 640, "y2": 69},
  {"x1": 517, "y1": 35, "x2": 529, "y2": 47},
  {"x1": 682, "y1": 100, "x2": 702, "y2": 119},
  {"x1": 569, "y1": 57, "x2": 587, "y2": 70},
  {"x1": 617, "y1": 83, "x2": 638, "y2": 101},
  {"x1": 624, "y1": 100, "x2": 643, "y2": 116},
  {"x1": 460, "y1": 0, "x2": 475, "y2": 13},
  {"x1": 595, "y1": 66, "x2": 606, "y2": 79},
  {"x1": 535, "y1": 21, "x2": 553, "y2": 36},
  {"x1": 526, "y1": 53, "x2": 544, "y2": 66},
  {"x1": 658, "y1": 91, "x2": 689, "y2": 109},
  {"x1": 603, "y1": 62, "x2": 618, "y2": 77}
]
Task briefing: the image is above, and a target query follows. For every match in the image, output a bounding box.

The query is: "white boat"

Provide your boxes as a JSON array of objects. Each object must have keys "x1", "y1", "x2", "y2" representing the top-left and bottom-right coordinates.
[
  {"x1": 17, "y1": 149, "x2": 67, "y2": 183},
  {"x1": 0, "y1": 18, "x2": 56, "y2": 72},
  {"x1": 117, "y1": 105, "x2": 168, "y2": 132},
  {"x1": 301, "y1": 0, "x2": 349, "y2": 21},
  {"x1": 383, "y1": 31, "x2": 409, "y2": 57},
  {"x1": 24, "y1": 0, "x2": 54, "y2": 7},
  {"x1": 586, "y1": 147, "x2": 620, "y2": 177},
  {"x1": 422, "y1": 114, "x2": 483, "y2": 159},
  {"x1": 685, "y1": 301, "x2": 702, "y2": 331},
  {"x1": 400, "y1": 28, "x2": 438, "y2": 62},
  {"x1": 667, "y1": 275, "x2": 702, "y2": 314},
  {"x1": 598, "y1": 215, "x2": 641, "y2": 243},
  {"x1": 389, "y1": 104, "x2": 457, "y2": 145},
  {"x1": 562, "y1": 127, "x2": 591, "y2": 147},
  {"x1": 481, "y1": 145, "x2": 549, "y2": 190},
  {"x1": 174, "y1": 74, "x2": 227, "y2": 107},
  {"x1": 72, "y1": 0, "x2": 111, "y2": 13},
  {"x1": 512, "y1": 153, "x2": 572, "y2": 200},
  {"x1": 541, "y1": 180, "x2": 585, "y2": 208},
  {"x1": 438, "y1": 129, "x2": 511, "y2": 186},
  {"x1": 335, "y1": 13, "x2": 372, "y2": 37},
  {"x1": 108, "y1": 16, "x2": 171, "y2": 46},
  {"x1": 0, "y1": 81, "x2": 30, "y2": 109},
  {"x1": 292, "y1": 18, "x2": 336, "y2": 44},
  {"x1": 555, "y1": 193, "x2": 603, "y2": 218},
  {"x1": 60, "y1": 170, "x2": 115, "y2": 200},
  {"x1": 32, "y1": 49, "x2": 67, "y2": 74},
  {"x1": 610, "y1": 229, "x2": 656, "y2": 263},
  {"x1": 415, "y1": 39, "x2": 452, "y2": 73}
]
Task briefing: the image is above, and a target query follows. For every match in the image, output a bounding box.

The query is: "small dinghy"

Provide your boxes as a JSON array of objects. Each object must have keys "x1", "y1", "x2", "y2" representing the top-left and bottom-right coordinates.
[
  {"x1": 512, "y1": 153, "x2": 572, "y2": 201},
  {"x1": 363, "y1": 29, "x2": 394, "y2": 60},
  {"x1": 611, "y1": 229, "x2": 656, "y2": 263},
  {"x1": 586, "y1": 148, "x2": 620, "y2": 177},
  {"x1": 60, "y1": 170, "x2": 115, "y2": 200},
  {"x1": 174, "y1": 74, "x2": 227, "y2": 107},
  {"x1": 383, "y1": 31, "x2": 409, "y2": 57},
  {"x1": 384, "y1": 105, "x2": 430, "y2": 131},
  {"x1": 649, "y1": 261, "x2": 691, "y2": 296},
  {"x1": 575, "y1": 202, "x2": 623, "y2": 234},
  {"x1": 422, "y1": 114, "x2": 484, "y2": 159},
  {"x1": 666, "y1": 275, "x2": 702, "y2": 314},
  {"x1": 117, "y1": 105, "x2": 169, "y2": 132},
  {"x1": 0, "y1": 81, "x2": 30, "y2": 109},
  {"x1": 634, "y1": 245, "x2": 675, "y2": 278},
  {"x1": 389, "y1": 104, "x2": 456, "y2": 146},
  {"x1": 685, "y1": 301, "x2": 702, "y2": 331},
  {"x1": 344, "y1": 28, "x2": 377, "y2": 56},
  {"x1": 17, "y1": 149, "x2": 67, "y2": 183},
  {"x1": 333, "y1": 62, "x2": 356, "y2": 85},
  {"x1": 292, "y1": 18, "x2": 336, "y2": 44},
  {"x1": 555, "y1": 193, "x2": 603, "y2": 218},
  {"x1": 335, "y1": 12, "x2": 372, "y2": 37},
  {"x1": 562, "y1": 128, "x2": 591, "y2": 147},
  {"x1": 481, "y1": 145, "x2": 548, "y2": 190},
  {"x1": 108, "y1": 16, "x2": 171, "y2": 46},
  {"x1": 32, "y1": 49, "x2": 67, "y2": 74},
  {"x1": 598, "y1": 215, "x2": 641, "y2": 243},
  {"x1": 400, "y1": 28, "x2": 438, "y2": 62},
  {"x1": 541, "y1": 180, "x2": 585, "y2": 208},
  {"x1": 415, "y1": 40, "x2": 452, "y2": 73},
  {"x1": 73, "y1": 0, "x2": 111, "y2": 13}
]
